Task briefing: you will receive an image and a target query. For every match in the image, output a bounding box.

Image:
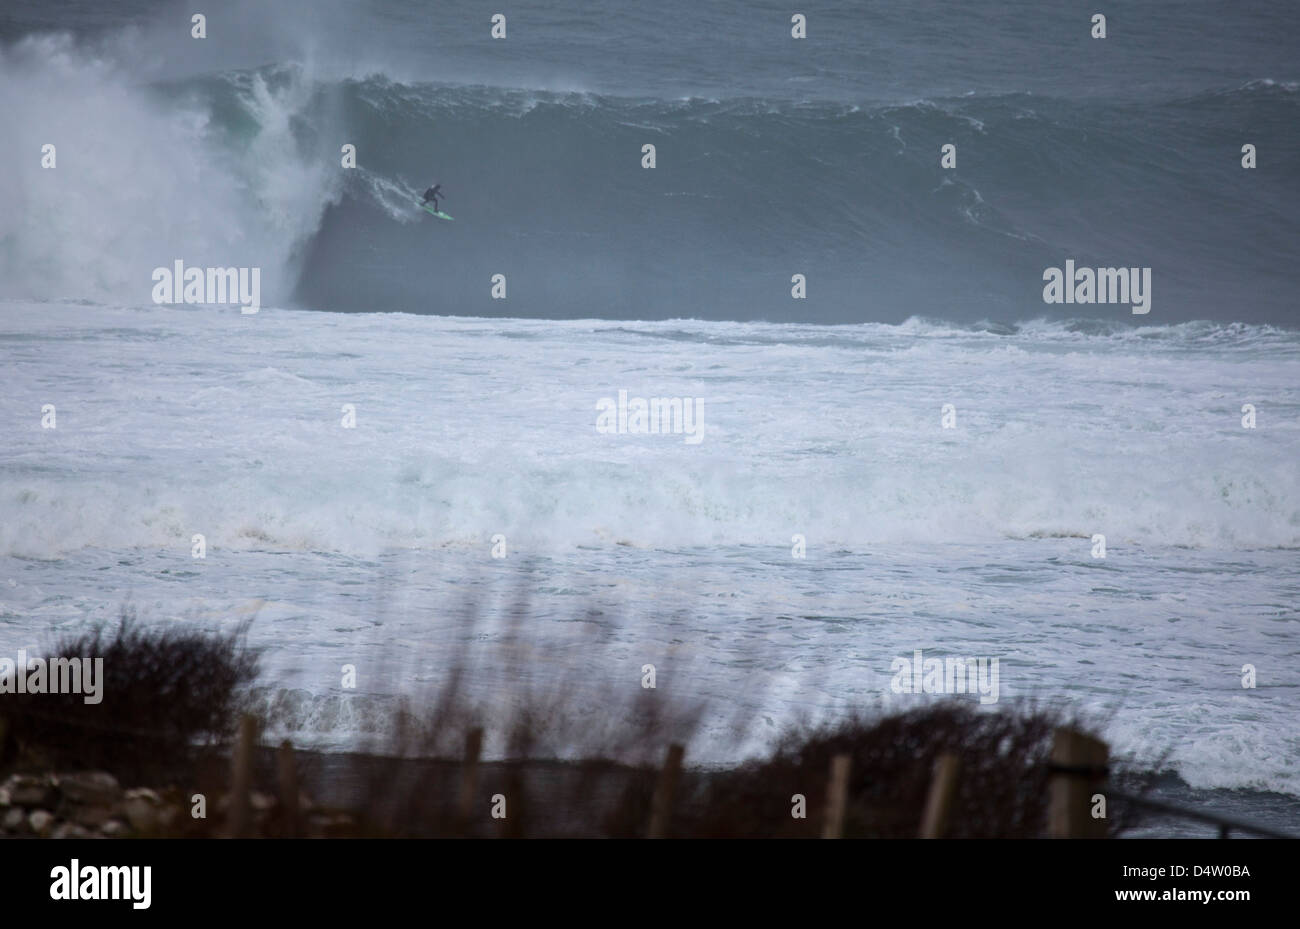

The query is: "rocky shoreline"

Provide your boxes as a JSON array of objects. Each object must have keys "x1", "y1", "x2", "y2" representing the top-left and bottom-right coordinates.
[{"x1": 0, "y1": 768, "x2": 360, "y2": 839}]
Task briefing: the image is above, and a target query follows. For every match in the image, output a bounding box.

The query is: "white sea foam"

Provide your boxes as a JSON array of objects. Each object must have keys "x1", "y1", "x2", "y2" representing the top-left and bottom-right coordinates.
[
  {"x1": 2, "y1": 301, "x2": 1298, "y2": 800},
  {"x1": 0, "y1": 39, "x2": 340, "y2": 307},
  {"x1": 2, "y1": 303, "x2": 1297, "y2": 558}
]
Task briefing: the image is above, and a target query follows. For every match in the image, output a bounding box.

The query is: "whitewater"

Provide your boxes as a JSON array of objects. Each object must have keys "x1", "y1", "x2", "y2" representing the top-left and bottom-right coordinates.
[{"x1": 2, "y1": 301, "x2": 1297, "y2": 808}]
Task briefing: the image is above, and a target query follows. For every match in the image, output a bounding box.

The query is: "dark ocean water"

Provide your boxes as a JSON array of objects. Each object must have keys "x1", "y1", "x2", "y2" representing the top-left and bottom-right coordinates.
[{"x1": 2, "y1": 0, "x2": 1297, "y2": 323}]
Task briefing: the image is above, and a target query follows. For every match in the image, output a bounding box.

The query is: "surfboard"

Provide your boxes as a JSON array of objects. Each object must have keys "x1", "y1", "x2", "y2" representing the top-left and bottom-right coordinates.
[{"x1": 418, "y1": 202, "x2": 453, "y2": 220}]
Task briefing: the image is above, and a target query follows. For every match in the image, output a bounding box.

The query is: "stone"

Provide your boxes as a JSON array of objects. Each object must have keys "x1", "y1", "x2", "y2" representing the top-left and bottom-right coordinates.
[
  {"x1": 2, "y1": 807, "x2": 25, "y2": 831},
  {"x1": 100, "y1": 820, "x2": 130, "y2": 837},
  {"x1": 69, "y1": 804, "x2": 114, "y2": 828},
  {"x1": 28, "y1": 809, "x2": 55, "y2": 836},
  {"x1": 122, "y1": 795, "x2": 160, "y2": 833},
  {"x1": 157, "y1": 804, "x2": 180, "y2": 830},
  {"x1": 4, "y1": 774, "x2": 54, "y2": 807},
  {"x1": 56, "y1": 771, "x2": 122, "y2": 806}
]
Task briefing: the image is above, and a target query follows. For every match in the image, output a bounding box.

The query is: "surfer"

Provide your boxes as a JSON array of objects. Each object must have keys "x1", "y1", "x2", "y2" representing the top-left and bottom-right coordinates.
[{"x1": 421, "y1": 183, "x2": 443, "y2": 212}]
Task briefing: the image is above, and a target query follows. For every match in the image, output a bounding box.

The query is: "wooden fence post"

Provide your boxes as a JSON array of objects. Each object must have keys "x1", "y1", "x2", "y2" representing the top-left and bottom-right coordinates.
[
  {"x1": 277, "y1": 739, "x2": 300, "y2": 838},
  {"x1": 457, "y1": 727, "x2": 483, "y2": 836},
  {"x1": 228, "y1": 714, "x2": 256, "y2": 838},
  {"x1": 647, "y1": 743, "x2": 684, "y2": 839},
  {"x1": 821, "y1": 754, "x2": 851, "y2": 839},
  {"x1": 919, "y1": 753, "x2": 960, "y2": 838},
  {"x1": 1049, "y1": 727, "x2": 1109, "y2": 838}
]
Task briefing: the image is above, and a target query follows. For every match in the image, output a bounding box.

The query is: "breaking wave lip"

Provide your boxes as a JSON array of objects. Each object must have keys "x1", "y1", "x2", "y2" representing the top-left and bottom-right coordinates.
[
  {"x1": 3, "y1": 475, "x2": 1296, "y2": 560},
  {"x1": 0, "y1": 44, "x2": 344, "y2": 307}
]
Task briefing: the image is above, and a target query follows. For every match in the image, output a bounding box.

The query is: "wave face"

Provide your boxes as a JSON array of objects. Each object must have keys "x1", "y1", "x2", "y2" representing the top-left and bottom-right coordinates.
[
  {"x1": 290, "y1": 77, "x2": 1300, "y2": 323},
  {"x1": 2, "y1": 7, "x2": 1299, "y2": 324}
]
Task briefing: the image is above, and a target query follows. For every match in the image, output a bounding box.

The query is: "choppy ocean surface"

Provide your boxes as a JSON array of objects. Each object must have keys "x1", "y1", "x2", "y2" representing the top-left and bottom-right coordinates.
[{"x1": 2, "y1": 302, "x2": 1297, "y2": 829}]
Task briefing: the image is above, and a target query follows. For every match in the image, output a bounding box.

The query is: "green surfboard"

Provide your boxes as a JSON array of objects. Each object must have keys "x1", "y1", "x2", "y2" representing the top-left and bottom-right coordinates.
[{"x1": 418, "y1": 202, "x2": 453, "y2": 221}]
